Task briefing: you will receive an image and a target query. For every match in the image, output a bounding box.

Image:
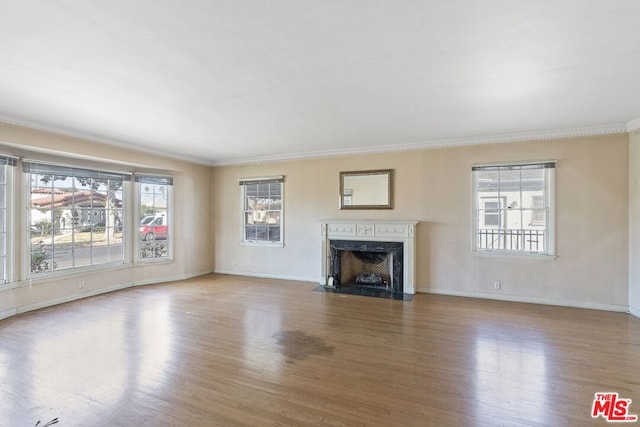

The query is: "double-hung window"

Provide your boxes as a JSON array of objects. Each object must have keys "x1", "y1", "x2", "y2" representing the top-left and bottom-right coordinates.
[
  {"x1": 24, "y1": 162, "x2": 129, "y2": 274},
  {"x1": 137, "y1": 175, "x2": 172, "y2": 260},
  {"x1": 240, "y1": 176, "x2": 284, "y2": 245},
  {"x1": 0, "y1": 155, "x2": 16, "y2": 284},
  {"x1": 472, "y1": 162, "x2": 555, "y2": 255}
]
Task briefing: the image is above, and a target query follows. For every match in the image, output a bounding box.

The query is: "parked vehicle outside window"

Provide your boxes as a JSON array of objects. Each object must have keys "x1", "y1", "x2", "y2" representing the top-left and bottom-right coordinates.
[{"x1": 139, "y1": 215, "x2": 167, "y2": 241}]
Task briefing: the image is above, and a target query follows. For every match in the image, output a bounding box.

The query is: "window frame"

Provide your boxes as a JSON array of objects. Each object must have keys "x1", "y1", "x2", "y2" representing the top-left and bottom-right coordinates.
[
  {"x1": 239, "y1": 176, "x2": 284, "y2": 247},
  {"x1": 472, "y1": 161, "x2": 555, "y2": 257},
  {"x1": 0, "y1": 155, "x2": 17, "y2": 285},
  {"x1": 135, "y1": 175, "x2": 173, "y2": 262},
  {"x1": 24, "y1": 161, "x2": 131, "y2": 277}
]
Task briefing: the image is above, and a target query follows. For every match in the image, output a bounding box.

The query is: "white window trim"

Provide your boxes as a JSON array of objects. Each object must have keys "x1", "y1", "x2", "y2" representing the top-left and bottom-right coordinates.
[
  {"x1": 473, "y1": 251, "x2": 557, "y2": 261},
  {"x1": 1, "y1": 162, "x2": 15, "y2": 285},
  {"x1": 239, "y1": 175, "x2": 284, "y2": 247},
  {"x1": 23, "y1": 162, "x2": 132, "y2": 276},
  {"x1": 134, "y1": 176, "x2": 173, "y2": 262},
  {"x1": 471, "y1": 161, "x2": 555, "y2": 257}
]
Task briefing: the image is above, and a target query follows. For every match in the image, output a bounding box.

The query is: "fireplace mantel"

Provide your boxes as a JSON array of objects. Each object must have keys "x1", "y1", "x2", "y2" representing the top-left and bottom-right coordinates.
[{"x1": 319, "y1": 220, "x2": 418, "y2": 294}]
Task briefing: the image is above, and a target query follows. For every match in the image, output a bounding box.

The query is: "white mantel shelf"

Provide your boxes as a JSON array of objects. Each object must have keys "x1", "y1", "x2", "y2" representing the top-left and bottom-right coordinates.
[{"x1": 319, "y1": 220, "x2": 418, "y2": 294}]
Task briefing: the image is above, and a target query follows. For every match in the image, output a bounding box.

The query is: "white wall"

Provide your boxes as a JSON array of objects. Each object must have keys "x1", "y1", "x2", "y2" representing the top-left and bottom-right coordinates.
[
  {"x1": 629, "y1": 130, "x2": 640, "y2": 317},
  {"x1": 0, "y1": 123, "x2": 214, "y2": 319},
  {"x1": 213, "y1": 134, "x2": 630, "y2": 311},
  {"x1": 0, "y1": 122, "x2": 633, "y2": 318}
]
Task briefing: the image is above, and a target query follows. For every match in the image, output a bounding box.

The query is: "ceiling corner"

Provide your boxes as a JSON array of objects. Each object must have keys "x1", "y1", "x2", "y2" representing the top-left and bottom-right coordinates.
[{"x1": 627, "y1": 117, "x2": 640, "y2": 132}]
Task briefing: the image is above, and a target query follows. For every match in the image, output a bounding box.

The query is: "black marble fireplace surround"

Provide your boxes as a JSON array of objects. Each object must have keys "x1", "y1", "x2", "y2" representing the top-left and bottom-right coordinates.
[{"x1": 330, "y1": 239, "x2": 404, "y2": 293}]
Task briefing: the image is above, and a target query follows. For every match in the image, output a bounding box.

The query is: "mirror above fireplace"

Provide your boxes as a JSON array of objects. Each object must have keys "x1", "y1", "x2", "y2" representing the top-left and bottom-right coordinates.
[{"x1": 339, "y1": 169, "x2": 393, "y2": 210}]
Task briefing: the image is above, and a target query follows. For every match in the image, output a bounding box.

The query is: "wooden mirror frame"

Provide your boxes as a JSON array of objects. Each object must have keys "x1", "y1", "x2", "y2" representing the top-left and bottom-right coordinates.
[{"x1": 339, "y1": 169, "x2": 393, "y2": 210}]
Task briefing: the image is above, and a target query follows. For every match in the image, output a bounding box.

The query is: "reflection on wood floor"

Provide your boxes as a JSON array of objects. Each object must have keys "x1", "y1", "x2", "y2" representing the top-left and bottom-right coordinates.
[{"x1": 1, "y1": 274, "x2": 639, "y2": 426}]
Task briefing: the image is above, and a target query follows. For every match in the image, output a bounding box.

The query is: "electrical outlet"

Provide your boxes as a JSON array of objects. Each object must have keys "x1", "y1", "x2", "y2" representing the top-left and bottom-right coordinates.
[
  {"x1": 493, "y1": 281, "x2": 501, "y2": 290},
  {"x1": 79, "y1": 281, "x2": 85, "y2": 289}
]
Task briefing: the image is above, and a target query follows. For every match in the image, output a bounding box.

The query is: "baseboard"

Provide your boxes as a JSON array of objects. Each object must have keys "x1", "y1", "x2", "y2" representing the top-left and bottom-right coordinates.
[
  {"x1": 0, "y1": 308, "x2": 17, "y2": 321},
  {"x1": 133, "y1": 270, "x2": 213, "y2": 287},
  {"x1": 420, "y1": 287, "x2": 629, "y2": 312},
  {"x1": 7, "y1": 271, "x2": 214, "y2": 319},
  {"x1": 214, "y1": 269, "x2": 318, "y2": 284},
  {"x1": 630, "y1": 306, "x2": 640, "y2": 319},
  {"x1": 16, "y1": 281, "x2": 135, "y2": 315}
]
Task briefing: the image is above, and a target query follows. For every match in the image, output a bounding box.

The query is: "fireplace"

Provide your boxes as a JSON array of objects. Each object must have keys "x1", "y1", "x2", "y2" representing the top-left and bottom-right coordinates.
[
  {"x1": 319, "y1": 220, "x2": 418, "y2": 296},
  {"x1": 329, "y1": 240, "x2": 404, "y2": 293}
]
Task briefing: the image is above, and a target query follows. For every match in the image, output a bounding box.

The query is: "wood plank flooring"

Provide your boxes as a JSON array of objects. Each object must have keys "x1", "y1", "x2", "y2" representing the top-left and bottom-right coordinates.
[{"x1": 1, "y1": 274, "x2": 639, "y2": 426}]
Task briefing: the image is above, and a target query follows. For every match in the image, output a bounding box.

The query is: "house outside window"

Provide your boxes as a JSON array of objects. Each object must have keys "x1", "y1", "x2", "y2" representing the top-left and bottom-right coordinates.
[
  {"x1": 240, "y1": 176, "x2": 284, "y2": 245},
  {"x1": 25, "y1": 162, "x2": 128, "y2": 274},
  {"x1": 473, "y1": 162, "x2": 555, "y2": 255},
  {"x1": 530, "y1": 195, "x2": 545, "y2": 225},
  {"x1": 481, "y1": 197, "x2": 506, "y2": 228},
  {"x1": 137, "y1": 176, "x2": 172, "y2": 260}
]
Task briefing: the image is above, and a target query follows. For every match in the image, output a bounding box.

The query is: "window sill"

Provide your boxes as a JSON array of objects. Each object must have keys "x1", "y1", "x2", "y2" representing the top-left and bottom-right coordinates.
[
  {"x1": 473, "y1": 250, "x2": 557, "y2": 261},
  {"x1": 0, "y1": 282, "x2": 15, "y2": 292},
  {"x1": 242, "y1": 241, "x2": 284, "y2": 248}
]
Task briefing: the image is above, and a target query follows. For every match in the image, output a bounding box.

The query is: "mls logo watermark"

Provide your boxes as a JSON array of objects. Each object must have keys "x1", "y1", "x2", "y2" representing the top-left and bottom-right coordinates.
[{"x1": 592, "y1": 392, "x2": 638, "y2": 422}]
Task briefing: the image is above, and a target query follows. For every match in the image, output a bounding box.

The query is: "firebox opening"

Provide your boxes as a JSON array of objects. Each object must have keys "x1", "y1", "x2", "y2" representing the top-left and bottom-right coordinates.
[
  {"x1": 329, "y1": 240, "x2": 404, "y2": 294},
  {"x1": 341, "y1": 250, "x2": 392, "y2": 289}
]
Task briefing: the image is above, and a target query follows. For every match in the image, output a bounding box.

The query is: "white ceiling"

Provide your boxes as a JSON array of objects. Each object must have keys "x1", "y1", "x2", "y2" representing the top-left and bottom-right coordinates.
[{"x1": 1, "y1": 1, "x2": 639, "y2": 165}]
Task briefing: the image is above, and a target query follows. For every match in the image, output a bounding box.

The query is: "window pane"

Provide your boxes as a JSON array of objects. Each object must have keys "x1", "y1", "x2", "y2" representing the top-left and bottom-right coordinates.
[
  {"x1": 267, "y1": 211, "x2": 280, "y2": 224},
  {"x1": 483, "y1": 212, "x2": 500, "y2": 227},
  {"x1": 267, "y1": 226, "x2": 280, "y2": 242},
  {"x1": 74, "y1": 241, "x2": 92, "y2": 268},
  {"x1": 254, "y1": 225, "x2": 268, "y2": 240},
  {"x1": 269, "y1": 196, "x2": 282, "y2": 210},
  {"x1": 522, "y1": 168, "x2": 544, "y2": 190},
  {"x1": 268, "y1": 183, "x2": 281, "y2": 197},
  {"x1": 476, "y1": 170, "x2": 499, "y2": 191},
  {"x1": 245, "y1": 225, "x2": 258, "y2": 240},
  {"x1": 245, "y1": 184, "x2": 258, "y2": 197},
  {"x1": 499, "y1": 170, "x2": 522, "y2": 191},
  {"x1": 108, "y1": 244, "x2": 124, "y2": 262},
  {"x1": 245, "y1": 197, "x2": 258, "y2": 211},
  {"x1": 31, "y1": 244, "x2": 54, "y2": 273}
]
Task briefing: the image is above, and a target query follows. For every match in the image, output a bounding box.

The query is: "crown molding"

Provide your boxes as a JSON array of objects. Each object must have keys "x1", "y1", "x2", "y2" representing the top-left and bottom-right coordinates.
[
  {"x1": 0, "y1": 114, "x2": 211, "y2": 166},
  {"x1": 211, "y1": 123, "x2": 628, "y2": 166},
  {"x1": 626, "y1": 116, "x2": 640, "y2": 132},
  {"x1": 0, "y1": 114, "x2": 630, "y2": 167}
]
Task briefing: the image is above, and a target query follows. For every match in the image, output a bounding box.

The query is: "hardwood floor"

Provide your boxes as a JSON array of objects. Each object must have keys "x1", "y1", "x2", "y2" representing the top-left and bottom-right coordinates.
[{"x1": 1, "y1": 274, "x2": 639, "y2": 426}]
